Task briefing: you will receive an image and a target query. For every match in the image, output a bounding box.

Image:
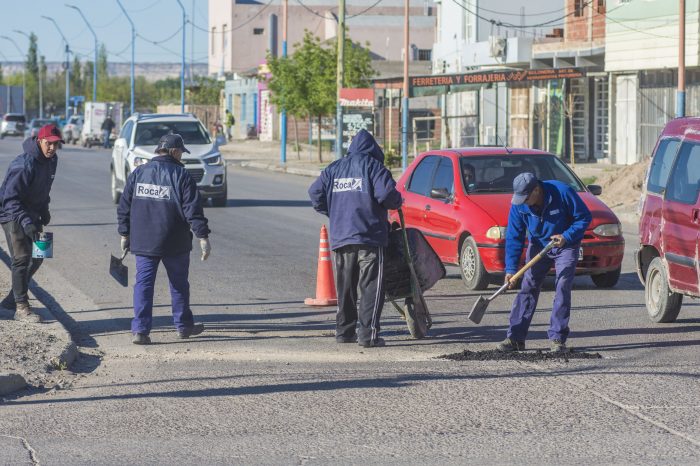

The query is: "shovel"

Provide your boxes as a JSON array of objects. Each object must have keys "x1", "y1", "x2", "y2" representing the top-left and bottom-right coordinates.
[
  {"x1": 109, "y1": 249, "x2": 129, "y2": 287},
  {"x1": 468, "y1": 240, "x2": 556, "y2": 324}
]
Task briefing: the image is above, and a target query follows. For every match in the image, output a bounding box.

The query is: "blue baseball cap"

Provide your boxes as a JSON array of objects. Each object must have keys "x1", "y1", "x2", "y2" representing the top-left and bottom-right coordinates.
[
  {"x1": 511, "y1": 172, "x2": 538, "y2": 205},
  {"x1": 155, "y1": 133, "x2": 190, "y2": 154}
]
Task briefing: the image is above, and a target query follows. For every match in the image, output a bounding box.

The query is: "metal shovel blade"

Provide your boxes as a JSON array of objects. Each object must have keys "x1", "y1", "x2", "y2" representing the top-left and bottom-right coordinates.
[
  {"x1": 468, "y1": 295, "x2": 490, "y2": 324},
  {"x1": 109, "y1": 251, "x2": 128, "y2": 287}
]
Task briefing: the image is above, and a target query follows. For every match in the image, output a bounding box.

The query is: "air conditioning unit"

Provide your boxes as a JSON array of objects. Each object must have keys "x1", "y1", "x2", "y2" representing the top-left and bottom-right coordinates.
[{"x1": 489, "y1": 36, "x2": 507, "y2": 58}]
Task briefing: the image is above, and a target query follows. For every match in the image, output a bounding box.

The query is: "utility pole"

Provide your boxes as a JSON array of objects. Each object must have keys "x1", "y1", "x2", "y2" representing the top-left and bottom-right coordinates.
[
  {"x1": 1, "y1": 35, "x2": 26, "y2": 115},
  {"x1": 677, "y1": 0, "x2": 686, "y2": 117},
  {"x1": 116, "y1": 0, "x2": 136, "y2": 115},
  {"x1": 281, "y1": 0, "x2": 288, "y2": 164},
  {"x1": 13, "y1": 31, "x2": 42, "y2": 117},
  {"x1": 401, "y1": 0, "x2": 410, "y2": 169},
  {"x1": 0, "y1": 50, "x2": 10, "y2": 113},
  {"x1": 176, "y1": 0, "x2": 186, "y2": 113},
  {"x1": 41, "y1": 16, "x2": 71, "y2": 119},
  {"x1": 190, "y1": 0, "x2": 195, "y2": 83},
  {"x1": 335, "y1": 0, "x2": 345, "y2": 160},
  {"x1": 66, "y1": 4, "x2": 98, "y2": 102}
]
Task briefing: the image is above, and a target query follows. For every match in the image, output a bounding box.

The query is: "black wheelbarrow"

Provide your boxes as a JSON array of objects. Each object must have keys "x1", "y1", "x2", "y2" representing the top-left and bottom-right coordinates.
[{"x1": 383, "y1": 208, "x2": 446, "y2": 339}]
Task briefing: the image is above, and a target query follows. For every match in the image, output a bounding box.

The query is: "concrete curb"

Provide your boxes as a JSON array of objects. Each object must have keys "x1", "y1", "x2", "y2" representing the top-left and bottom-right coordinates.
[
  {"x1": 237, "y1": 160, "x2": 321, "y2": 177},
  {"x1": 0, "y1": 373, "x2": 26, "y2": 396}
]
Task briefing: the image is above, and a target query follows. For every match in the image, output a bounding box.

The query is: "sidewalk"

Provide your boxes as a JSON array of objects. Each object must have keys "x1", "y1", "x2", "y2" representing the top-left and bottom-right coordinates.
[{"x1": 220, "y1": 139, "x2": 641, "y2": 226}]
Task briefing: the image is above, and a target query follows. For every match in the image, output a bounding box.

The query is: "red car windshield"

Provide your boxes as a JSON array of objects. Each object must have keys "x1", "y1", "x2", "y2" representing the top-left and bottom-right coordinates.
[{"x1": 459, "y1": 154, "x2": 584, "y2": 194}]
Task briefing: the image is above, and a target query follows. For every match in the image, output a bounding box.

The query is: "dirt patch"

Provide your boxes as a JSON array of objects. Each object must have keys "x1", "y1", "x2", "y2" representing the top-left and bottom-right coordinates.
[
  {"x1": 597, "y1": 159, "x2": 650, "y2": 209},
  {"x1": 439, "y1": 349, "x2": 602, "y2": 362}
]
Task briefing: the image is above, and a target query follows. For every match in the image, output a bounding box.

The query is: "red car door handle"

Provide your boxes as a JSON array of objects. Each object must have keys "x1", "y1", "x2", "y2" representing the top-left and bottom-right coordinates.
[
  {"x1": 425, "y1": 205, "x2": 431, "y2": 211},
  {"x1": 693, "y1": 209, "x2": 700, "y2": 224}
]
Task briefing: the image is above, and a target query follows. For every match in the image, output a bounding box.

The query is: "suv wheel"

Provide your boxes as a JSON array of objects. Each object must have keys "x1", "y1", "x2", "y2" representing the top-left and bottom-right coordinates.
[
  {"x1": 111, "y1": 168, "x2": 121, "y2": 204},
  {"x1": 459, "y1": 236, "x2": 489, "y2": 291},
  {"x1": 645, "y1": 257, "x2": 683, "y2": 323},
  {"x1": 591, "y1": 266, "x2": 621, "y2": 288}
]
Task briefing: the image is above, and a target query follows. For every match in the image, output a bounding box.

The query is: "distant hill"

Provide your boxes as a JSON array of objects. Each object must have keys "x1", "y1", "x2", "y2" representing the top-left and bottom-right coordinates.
[{"x1": 1, "y1": 62, "x2": 209, "y2": 82}]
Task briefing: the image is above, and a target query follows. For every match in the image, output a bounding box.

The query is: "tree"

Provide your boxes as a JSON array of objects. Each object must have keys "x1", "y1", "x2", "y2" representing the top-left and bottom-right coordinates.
[
  {"x1": 97, "y1": 44, "x2": 108, "y2": 79},
  {"x1": 267, "y1": 30, "x2": 375, "y2": 162},
  {"x1": 0, "y1": 64, "x2": 4, "y2": 85},
  {"x1": 71, "y1": 56, "x2": 83, "y2": 96}
]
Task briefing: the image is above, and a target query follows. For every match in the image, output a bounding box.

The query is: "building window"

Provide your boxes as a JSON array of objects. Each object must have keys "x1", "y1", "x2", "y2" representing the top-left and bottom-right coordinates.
[
  {"x1": 417, "y1": 49, "x2": 432, "y2": 61},
  {"x1": 597, "y1": 0, "x2": 606, "y2": 13},
  {"x1": 211, "y1": 27, "x2": 216, "y2": 55},
  {"x1": 253, "y1": 28, "x2": 264, "y2": 35},
  {"x1": 574, "y1": 0, "x2": 585, "y2": 17}
]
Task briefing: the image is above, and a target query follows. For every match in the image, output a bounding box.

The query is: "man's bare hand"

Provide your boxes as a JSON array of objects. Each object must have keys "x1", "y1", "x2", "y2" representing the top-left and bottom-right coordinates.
[
  {"x1": 550, "y1": 234, "x2": 566, "y2": 247},
  {"x1": 504, "y1": 273, "x2": 515, "y2": 289}
]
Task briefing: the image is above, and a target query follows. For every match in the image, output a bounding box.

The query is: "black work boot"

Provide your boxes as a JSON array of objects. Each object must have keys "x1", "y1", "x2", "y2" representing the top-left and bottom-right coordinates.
[
  {"x1": 178, "y1": 323, "x2": 205, "y2": 339},
  {"x1": 14, "y1": 302, "x2": 42, "y2": 323},
  {"x1": 132, "y1": 333, "x2": 151, "y2": 345},
  {"x1": 496, "y1": 338, "x2": 525, "y2": 352},
  {"x1": 1, "y1": 293, "x2": 16, "y2": 310}
]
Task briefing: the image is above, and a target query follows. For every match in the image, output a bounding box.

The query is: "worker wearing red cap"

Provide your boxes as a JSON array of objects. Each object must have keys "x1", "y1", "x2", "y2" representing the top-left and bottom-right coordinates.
[{"x1": 0, "y1": 124, "x2": 61, "y2": 323}]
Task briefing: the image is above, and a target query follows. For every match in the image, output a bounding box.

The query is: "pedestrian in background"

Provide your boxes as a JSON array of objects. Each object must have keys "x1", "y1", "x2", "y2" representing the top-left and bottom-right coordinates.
[
  {"x1": 101, "y1": 115, "x2": 116, "y2": 149},
  {"x1": 308, "y1": 130, "x2": 402, "y2": 348},
  {"x1": 225, "y1": 109, "x2": 235, "y2": 142},
  {"x1": 117, "y1": 133, "x2": 211, "y2": 345},
  {"x1": 498, "y1": 172, "x2": 591, "y2": 353},
  {"x1": 0, "y1": 124, "x2": 61, "y2": 323}
]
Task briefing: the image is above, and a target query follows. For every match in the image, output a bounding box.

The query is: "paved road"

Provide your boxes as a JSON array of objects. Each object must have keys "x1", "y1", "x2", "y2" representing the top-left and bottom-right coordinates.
[{"x1": 0, "y1": 137, "x2": 699, "y2": 465}]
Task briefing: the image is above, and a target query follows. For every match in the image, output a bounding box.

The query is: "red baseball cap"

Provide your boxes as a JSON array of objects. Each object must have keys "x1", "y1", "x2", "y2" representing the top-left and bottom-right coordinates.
[{"x1": 37, "y1": 124, "x2": 64, "y2": 143}]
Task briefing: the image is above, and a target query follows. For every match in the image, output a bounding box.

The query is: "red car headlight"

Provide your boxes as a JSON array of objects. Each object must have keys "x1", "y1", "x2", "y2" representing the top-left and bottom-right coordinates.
[{"x1": 593, "y1": 223, "x2": 622, "y2": 237}]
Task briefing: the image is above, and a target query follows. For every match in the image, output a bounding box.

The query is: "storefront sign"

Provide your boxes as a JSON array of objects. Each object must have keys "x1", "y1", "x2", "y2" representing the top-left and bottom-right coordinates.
[
  {"x1": 339, "y1": 88, "x2": 374, "y2": 107},
  {"x1": 342, "y1": 112, "x2": 374, "y2": 149},
  {"x1": 410, "y1": 68, "x2": 586, "y2": 89}
]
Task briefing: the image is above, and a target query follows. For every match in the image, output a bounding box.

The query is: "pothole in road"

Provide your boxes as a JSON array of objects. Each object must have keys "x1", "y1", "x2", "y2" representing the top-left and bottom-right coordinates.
[{"x1": 439, "y1": 349, "x2": 602, "y2": 362}]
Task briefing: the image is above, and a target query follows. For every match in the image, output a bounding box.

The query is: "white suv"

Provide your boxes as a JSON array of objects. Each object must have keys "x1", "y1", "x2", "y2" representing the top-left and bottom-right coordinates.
[{"x1": 110, "y1": 113, "x2": 227, "y2": 206}]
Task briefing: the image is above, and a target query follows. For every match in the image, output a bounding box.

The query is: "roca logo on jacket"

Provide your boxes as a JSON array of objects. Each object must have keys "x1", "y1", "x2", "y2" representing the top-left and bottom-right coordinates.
[
  {"x1": 135, "y1": 183, "x2": 171, "y2": 200},
  {"x1": 333, "y1": 177, "x2": 363, "y2": 193}
]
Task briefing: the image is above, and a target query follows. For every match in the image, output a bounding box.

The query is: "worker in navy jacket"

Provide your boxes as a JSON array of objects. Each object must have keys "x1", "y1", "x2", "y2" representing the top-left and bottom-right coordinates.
[
  {"x1": 0, "y1": 125, "x2": 61, "y2": 323},
  {"x1": 308, "y1": 129, "x2": 402, "y2": 348},
  {"x1": 117, "y1": 133, "x2": 211, "y2": 345},
  {"x1": 497, "y1": 172, "x2": 591, "y2": 353}
]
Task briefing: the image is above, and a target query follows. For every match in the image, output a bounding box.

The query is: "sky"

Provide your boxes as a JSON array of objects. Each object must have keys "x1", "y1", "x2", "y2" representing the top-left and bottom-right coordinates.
[{"x1": 0, "y1": 0, "x2": 209, "y2": 64}]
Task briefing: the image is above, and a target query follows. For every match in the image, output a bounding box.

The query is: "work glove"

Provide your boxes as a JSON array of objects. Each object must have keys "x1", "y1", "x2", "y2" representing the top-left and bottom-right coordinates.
[
  {"x1": 41, "y1": 211, "x2": 51, "y2": 226},
  {"x1": 200, "y1": 237, "x2": 210, "y2": 261},
  {"x1": 120, "y1": 236, "x2": 130, "y2": 253},
  {"x1": 23, "y1": 223, "x2": 39, "y2": 242}
]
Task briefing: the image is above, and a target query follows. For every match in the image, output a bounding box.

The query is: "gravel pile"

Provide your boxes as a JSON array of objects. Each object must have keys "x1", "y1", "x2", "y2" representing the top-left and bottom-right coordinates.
[{"x1": 439, "y1": 349, "x2": 602, "y2": 362}]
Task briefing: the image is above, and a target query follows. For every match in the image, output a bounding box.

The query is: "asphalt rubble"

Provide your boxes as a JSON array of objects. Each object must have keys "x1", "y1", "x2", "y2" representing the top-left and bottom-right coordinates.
[{"x1": 0, "y1": 139, "x2": 639, "y2": 396}]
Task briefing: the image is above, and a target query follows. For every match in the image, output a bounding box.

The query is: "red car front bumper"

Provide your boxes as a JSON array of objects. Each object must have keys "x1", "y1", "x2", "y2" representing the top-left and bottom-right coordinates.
[{"x1": 479, "y1": 239, "x2": 625, "y2": 275}]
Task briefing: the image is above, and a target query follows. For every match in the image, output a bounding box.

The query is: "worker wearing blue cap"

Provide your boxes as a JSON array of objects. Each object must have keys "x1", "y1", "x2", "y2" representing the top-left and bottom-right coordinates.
[{"x1": 498, "y1": 172, "x2": 591, "y2": 353}]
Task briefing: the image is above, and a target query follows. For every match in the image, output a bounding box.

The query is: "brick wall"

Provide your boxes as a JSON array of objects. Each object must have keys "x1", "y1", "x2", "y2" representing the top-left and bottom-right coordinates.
[{"x1": 566, "y1": 0, "x2": 606, "y2": 42}]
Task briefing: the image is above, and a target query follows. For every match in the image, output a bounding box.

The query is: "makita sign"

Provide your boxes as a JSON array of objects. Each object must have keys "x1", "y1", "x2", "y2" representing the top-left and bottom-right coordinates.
[{"x1": 135, "y1": 183, "x2": 171, "y2": 200}]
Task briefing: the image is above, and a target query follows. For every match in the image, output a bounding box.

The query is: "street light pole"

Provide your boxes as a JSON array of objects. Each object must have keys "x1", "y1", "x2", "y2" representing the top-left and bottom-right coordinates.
[
  {"x1": 335, "y1": 0, "x2": 345, "y2": 160},
  {"x1": 116, "y1": 0, "x2": 136, "y2": 115},
  {"x1": 41, "y1": 16, "x2": 72, "y2": 120},
  {"x1": 13, "y1": 31, "x2": 43, "y2": 118},
  {"x1": 66, "y1": 4, "x2": 98, "y2": 102},
  {"x1": 0, "y1": 35, "x2": 26, "y2": 115},
  {"x1": 677, "y1": 0, "x2": 686, "y2": 118},
  {"x1": 0, "y1": 51, "x2": 10, "y2": 114},
  {"x1": 175, "y1": 0, "x2": 186, "y2": 113},
  {"x1": 401, "y1": 0, "x2": 410, "y2": 170},
  {"x1": 281, "y1": 0, "x2": 288, "y2": 165}
]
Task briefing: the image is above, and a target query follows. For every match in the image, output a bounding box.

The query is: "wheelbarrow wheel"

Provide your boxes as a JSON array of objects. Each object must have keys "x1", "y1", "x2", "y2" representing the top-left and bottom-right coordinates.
[{"x1": 404, "y1": 296, "x2": 429, "y2": 339}]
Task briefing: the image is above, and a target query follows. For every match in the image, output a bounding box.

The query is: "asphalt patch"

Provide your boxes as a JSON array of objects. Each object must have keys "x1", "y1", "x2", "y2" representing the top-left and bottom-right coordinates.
[{"x1": 439, "y1": 349, "x2": 602, "y2": 362}]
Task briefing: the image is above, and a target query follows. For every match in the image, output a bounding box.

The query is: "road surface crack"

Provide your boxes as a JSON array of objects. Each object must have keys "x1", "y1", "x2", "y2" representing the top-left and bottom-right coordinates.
[{"x1": 0, "y1": 434, "x2": 40, "y2": 465}]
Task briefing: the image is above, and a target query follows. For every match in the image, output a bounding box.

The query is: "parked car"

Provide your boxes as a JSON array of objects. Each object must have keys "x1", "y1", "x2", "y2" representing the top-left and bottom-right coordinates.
[
  {"x1": 1, "y1": 113, "x2": 26, "y2": 138},
  {"x1": 110, "y1": 113, "x2": 227, "y2": 206},
  {"x1": 636, "y1": 117, "x2": 700, "y2": 323},
  {"x1": 390, "y1": 148, "x2": 625, "y2": 290},
  {"x1": 24, "y1": 118, "x2": 57, "y2": 139},
  {"x1": 62, "y1": 114, "x2": 84, "y2": 144}
]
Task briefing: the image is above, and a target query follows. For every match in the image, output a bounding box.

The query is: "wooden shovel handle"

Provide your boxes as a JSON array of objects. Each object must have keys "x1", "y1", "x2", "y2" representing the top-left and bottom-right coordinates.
[{"x1": 509, "y1": 241, "x2": 556, "y2": 283}]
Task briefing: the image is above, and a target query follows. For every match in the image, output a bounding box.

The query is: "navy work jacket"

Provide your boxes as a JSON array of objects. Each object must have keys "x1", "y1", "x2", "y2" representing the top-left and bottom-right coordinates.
[
  {"x1": 117, "y1": 155, "x2": 210, "y2": 257},
  {"x1": 308, "y1": 130, "x2": 402, "y2": 250},
  {"x1": 0, "y1": 137, "x2": 57, "y2": 227}
]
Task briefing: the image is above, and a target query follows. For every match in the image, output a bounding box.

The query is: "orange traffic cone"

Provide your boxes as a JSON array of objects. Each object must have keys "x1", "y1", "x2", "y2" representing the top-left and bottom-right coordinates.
[{"x1": 305, "y1": 225, "x2": 338, "y2": 306}]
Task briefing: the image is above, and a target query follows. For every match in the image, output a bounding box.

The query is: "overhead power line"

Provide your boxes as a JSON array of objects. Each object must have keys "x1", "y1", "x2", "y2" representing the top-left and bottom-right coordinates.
[{"x1": 189, "y1": 0, "x2": 274, "y2": 33}]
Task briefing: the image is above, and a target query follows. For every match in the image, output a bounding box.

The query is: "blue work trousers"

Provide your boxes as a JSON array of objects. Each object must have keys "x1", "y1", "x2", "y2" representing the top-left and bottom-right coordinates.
[
  {"x1": 506, "y1": 243, "x2": 578, "y2": 343},
  {"x1": 132, "y1": 253, "x2": 193, "y2": 335}
]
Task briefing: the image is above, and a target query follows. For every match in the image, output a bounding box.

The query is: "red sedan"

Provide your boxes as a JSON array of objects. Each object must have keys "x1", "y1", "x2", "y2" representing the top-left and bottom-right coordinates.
[{"x1": 390, "y1": 148, "x2": 624, "y2": 290}]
